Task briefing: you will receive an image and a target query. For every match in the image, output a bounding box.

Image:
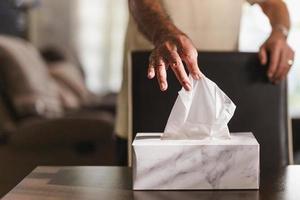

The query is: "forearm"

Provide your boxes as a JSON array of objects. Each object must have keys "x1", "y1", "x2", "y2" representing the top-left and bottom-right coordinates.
[
  {"x1": 259, "y1": 0, "x2": 290, "y2": 37},
  {"x1": 128, "y1": 0, "x2": 183, "y2": 45}
]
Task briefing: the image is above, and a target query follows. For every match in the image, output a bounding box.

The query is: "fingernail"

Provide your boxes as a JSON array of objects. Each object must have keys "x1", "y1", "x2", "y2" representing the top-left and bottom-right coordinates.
[
  {"x1": 199, "y1": 71, "x2": 205, "y2": 78},
  {"x1": 148, "y1": 72, "x2": 154, "y2": 79},
  {"x1": 184, "y1": 82, "x2": 192, "y2": 91},
  {"x1": 268, "y1": 73, "x2": 273, "y2": 78},
  {"x1": 161, "y1": 83, "x2": 167, "y2": 91},
  {"x1": 192, "y1": 74, "x2": 200, "y2": 80}
]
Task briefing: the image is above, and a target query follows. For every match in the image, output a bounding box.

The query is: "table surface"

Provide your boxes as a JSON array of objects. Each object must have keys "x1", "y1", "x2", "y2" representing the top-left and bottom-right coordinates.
[{"x1": 2, "y1": 166, "x2": 300, "y2": 200}]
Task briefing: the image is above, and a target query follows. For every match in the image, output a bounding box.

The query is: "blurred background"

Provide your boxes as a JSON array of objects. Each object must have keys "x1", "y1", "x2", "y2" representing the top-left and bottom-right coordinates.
[
  {"x1": 28, "y1": 0, "x2": 300, "y2": 114},
  {"x1": 0, "y1": 0, "x2": 299, "y2": 197},
  {"x1": 29, "y1": 0, "x2": 128, "y2": 93}
]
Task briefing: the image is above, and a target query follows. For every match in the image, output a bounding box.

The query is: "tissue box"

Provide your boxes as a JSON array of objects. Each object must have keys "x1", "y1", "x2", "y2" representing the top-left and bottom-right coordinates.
[{"x1": 132, "y1": 132, "x2": 259, "y2": 190}]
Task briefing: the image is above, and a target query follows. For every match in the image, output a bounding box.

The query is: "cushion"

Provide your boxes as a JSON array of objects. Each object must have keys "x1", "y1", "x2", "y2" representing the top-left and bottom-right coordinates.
[
  {"x1": 0, "y1": 35, "x2": 63, "y2": 118},
  {"x1": 48, "y1": 61, "x2": 92, "y2": 108}
]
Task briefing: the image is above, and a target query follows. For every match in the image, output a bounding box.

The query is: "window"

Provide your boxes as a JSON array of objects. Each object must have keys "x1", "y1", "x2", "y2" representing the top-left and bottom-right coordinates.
[{"x1": 75, "y1": 0, "x2": 128, "y2": 93}]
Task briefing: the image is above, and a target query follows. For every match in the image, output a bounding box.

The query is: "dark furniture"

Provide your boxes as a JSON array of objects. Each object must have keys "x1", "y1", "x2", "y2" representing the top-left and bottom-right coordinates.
[
  {"x1": 0, "y1": 42, "x2": 117, "y2": 197},
  {"x1": 132, "y1": 51, "x2": 292, "y2": 172},
  {"x1": 292, "y1": 118, "x2": 300, "y2": 163},
  {"x1": 0, "y1": 3, "x2": 118, "y2": 196},
  {"x1": 2, "y1": 165, "x2": 300, "y2": 199}
]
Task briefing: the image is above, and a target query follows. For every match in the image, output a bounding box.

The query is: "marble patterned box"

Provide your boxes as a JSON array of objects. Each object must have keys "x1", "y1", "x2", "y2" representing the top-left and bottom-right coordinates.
[{"x1": 132, "y1": 132, "x2": 259, "y2": 190}]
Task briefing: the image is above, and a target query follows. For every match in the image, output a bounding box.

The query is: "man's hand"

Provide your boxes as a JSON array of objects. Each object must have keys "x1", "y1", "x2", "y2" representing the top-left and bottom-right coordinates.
[
  {"x1": 128, "y1": 0, "x2": 203, "y2": 91},
  {"x1": 147, "y1": 33, "x2": 203, "y2": 91},
  {"x1": 258, "y1": 0, "x2": 294, "y2": 84},
  {"x1": 259, "y1": 30, "x2": 294, "y2": 84}
]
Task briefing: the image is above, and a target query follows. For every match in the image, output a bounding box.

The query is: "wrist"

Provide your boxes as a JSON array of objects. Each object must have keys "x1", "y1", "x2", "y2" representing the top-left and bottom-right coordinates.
[{"x1": 271, "y1": 24, "x2": 289, "y2": 40}]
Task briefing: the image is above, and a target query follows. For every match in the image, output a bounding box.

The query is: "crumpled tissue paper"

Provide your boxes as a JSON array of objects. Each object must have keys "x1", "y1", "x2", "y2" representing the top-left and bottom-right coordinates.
[{"x1": 163, "y1": 75, "x2": 236, "y2": 140}]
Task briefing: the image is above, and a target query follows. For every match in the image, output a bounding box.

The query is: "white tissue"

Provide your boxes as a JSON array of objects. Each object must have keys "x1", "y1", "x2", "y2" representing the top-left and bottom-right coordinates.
[{"x1": 163, "y1": 75, "x2": 236, "y2": 140}]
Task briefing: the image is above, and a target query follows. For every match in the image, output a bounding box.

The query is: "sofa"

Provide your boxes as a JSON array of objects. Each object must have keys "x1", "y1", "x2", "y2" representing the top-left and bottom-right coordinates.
[{"x1": 0, "y1": 35, "x2": 117, "y2": 197}]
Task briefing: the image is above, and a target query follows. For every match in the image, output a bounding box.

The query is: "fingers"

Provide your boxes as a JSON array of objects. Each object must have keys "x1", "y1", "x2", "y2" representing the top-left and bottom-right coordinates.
[
  {"x1": 147, "y1": 34, "x2": 203, "y2": 91},
  {"x1": 156, "y1": 61, "x2": 168, "y2": 91},
  {"x1": 265, "y1": 40, "x2": 295, "y2": 83},
  {"x1": 259, "y1": 46, "x2": 268, "y2": 65},
  {"x1": 148, "y1": 52, "x2": 168, "y2": 91},
  {"x1": 147, "y1": 65, "x2": 155, "y2": 79},
  {"x1": 166, "y1": 50, "x2": 192, "y2": 91},
  {"x1": 148, "y1": 52, "x2": 156, "y2": 79},
  {"x1": 177, "y1": 37, "x2": 203, "y2": 80},
  {"x1": 273, "y1": 50, "x2": 287, "y2": 83},
  {"x1": 275, "y1": 48, "x2": 294, "y2": 82},
  {"x1": 148, "y1": 48, "x2": 192, "y2": 91},
  {"x1": 279, "y1": 62, "x2": 291, "y2": 82},
  {"x1": 180, "y1": 49, "x2": 203, "y2": 80},
  {"x1": 268, "y1": 46, "x2": 280, "y2": 81}
]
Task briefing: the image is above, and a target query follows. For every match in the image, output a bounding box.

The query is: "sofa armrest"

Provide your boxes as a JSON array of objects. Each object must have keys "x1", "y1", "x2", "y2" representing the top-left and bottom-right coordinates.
[{"x1": 9, "y1": 111, "x2": 114, "y2": 148}]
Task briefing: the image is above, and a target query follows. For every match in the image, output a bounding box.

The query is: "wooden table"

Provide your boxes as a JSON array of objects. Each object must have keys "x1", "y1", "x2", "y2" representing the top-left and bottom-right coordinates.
[{"x1": 2, "y1": 166, "x2": 300, "y2": 200}]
